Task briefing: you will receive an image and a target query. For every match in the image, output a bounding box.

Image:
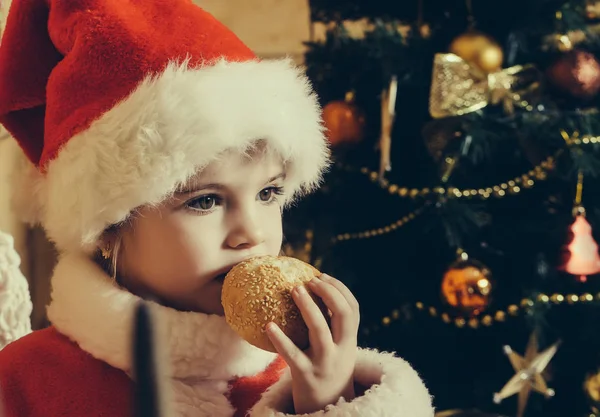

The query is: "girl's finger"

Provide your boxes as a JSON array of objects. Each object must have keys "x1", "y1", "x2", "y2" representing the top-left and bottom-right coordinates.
[
  {"x1": 307, "y1": 279, "x2": 357, "y2": 345},
  {"x1": 320, "y1": 274, "x2": 360, "y2": 315},
  {"x1": 266, "y1": 322, "x2": 311, "y2": 373},
  {"x1": 292, "y1": 284, "x2": 333, "y2": 357}
]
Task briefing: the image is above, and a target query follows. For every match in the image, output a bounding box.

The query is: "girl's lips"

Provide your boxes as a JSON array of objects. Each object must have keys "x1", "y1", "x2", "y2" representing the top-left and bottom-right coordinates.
[{"x1": 214, "y1": 256, "x2": 258, "y2": 282}]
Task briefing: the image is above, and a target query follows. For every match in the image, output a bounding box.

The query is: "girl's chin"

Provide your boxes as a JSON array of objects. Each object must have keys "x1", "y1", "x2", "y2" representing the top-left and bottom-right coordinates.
[
  {"x1": 190, "y1": 304, "x2": 225, "y2": 316},
  {"x1": 162, "y1": 300, "x2": 225, "y2": 316},
  {"x1": 214, "y1": 273, "x2": 227, "y2": 283},
  {"x1": 153, "y1": 290, "x2": 225, "y2": 316},
  {"x1": 122, "y1": 277, "x2": 226, "y2": 315}
]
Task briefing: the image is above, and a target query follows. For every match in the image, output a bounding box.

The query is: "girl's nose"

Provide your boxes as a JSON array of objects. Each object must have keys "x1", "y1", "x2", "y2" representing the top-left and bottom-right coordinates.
[{"x1": 225, "y1": 208, "x2": 266, "y2": 250}]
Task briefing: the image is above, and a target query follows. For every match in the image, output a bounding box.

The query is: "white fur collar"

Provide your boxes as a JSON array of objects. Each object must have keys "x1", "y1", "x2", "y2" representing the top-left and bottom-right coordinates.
[{"x1": 46, "y1": 252, "x2": 277, "y2": 381}]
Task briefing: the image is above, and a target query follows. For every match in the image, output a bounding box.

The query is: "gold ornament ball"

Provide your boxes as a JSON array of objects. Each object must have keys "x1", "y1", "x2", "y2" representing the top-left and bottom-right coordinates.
[
  {"x1": 584, "y1": 369, "x2": 600, "y2": 412},
  {"x1": 449, "y1": 31, "x2": 504, "y2": 73},
  {"x1": 449, "y1": 32, "x2": 490, "y2": 62},
  {"x1": 476, "y1": 44, "x2": 504, "y2": 73},
  {"x1": 441, "y1": 259, "x2": 493, "y2": 316},
  {"x1": 222, "y1": 255, "x2": 327, "y2": 353}
]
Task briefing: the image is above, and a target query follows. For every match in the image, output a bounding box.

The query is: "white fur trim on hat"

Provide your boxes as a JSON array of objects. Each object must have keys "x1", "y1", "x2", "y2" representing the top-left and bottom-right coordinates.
[
  {"x1": 31, "y1": 58, "x2": 329, "y2": 253},
  {"x1": 249, "y1": 348, "x2": 435, "y2": 417}
]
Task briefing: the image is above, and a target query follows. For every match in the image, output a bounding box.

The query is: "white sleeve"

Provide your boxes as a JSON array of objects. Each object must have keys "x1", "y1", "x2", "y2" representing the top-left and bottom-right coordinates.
[
  {"x1": 249, "y1": 348, "x2": 434, "y2": 417},
  {"x1": 0, "y1": 231, "x2": 33, "y2": 350}
]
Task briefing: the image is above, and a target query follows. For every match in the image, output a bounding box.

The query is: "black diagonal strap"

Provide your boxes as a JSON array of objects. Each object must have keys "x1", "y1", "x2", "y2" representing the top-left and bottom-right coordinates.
[{"x1": 133, "y1": 301, "x2": 162, "y2": 417}]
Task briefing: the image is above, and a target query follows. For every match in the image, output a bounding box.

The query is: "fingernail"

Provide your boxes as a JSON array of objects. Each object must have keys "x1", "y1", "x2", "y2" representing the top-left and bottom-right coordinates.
[
  {"x1": 320, "y1": 274, "x2": 331, "y2": 281},
  {"x1": 296, "y1": 285, "x2": 307, "y2": 296},
  {"x1": 307, "y1": 278, "x2": 319, "y2": 286}
]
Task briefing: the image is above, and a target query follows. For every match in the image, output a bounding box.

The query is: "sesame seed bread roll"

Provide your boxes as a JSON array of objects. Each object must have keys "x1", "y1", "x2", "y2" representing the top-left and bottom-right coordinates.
[{"x1": 221, "y1": 255, "x2": 327, "y2": 353}]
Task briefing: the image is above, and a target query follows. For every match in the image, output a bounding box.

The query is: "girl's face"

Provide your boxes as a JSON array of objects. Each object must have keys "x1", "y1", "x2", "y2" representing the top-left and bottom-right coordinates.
[{"x1": 113, "y1": 149, "x2": 286, "y2": 315}]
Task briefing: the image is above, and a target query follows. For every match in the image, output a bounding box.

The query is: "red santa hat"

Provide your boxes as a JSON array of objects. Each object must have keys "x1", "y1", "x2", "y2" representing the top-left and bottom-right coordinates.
[{"x1": 0, "y1": 0, "x2": 329, "y2": 253}]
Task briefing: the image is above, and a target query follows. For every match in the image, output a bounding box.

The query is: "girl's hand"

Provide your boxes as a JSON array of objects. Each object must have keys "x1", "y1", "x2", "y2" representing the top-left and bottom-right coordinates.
[{"x1": 266, "y1": 274, "x2": 360, "y2": 415}]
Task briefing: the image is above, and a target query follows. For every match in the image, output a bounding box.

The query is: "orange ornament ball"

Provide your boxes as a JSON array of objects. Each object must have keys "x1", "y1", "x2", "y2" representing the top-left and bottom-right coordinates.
[
  {"x1": 441, "y1": 259, "x2": 493, "y2": 316},
  {"x1": 322, "y1": 91, "x2": 366, "y2": 147}
]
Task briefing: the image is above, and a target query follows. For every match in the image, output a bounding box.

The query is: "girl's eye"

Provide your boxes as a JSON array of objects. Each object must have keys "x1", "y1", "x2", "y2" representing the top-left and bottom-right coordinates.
[
  {"x1": 259, "y1": 186, "x2": 284, "y2": 202},
  {"x1": 259, "y1": 188, "x2": 273, "y2": 202},
  {"x1": 187, "y1": 195, "x2": 218, "y2": 211}
]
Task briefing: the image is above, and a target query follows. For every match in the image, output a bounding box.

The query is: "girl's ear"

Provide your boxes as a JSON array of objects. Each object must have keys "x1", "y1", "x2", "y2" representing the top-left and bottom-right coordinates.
[
  {"x1": 97, "y1": 228, "x2": 119, "y2": 260},
  {"x1": 96, "y1": 226, "x2": 125, "y2": 281}
]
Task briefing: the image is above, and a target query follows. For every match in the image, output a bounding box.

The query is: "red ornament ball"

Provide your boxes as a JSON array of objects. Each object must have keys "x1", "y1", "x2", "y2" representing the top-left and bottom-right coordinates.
[
  {"x1": 322, "y1": 91, "x2": 366, "y2": 147},
  {"x1": 546, "y1": 50, "x2": 600, "y2": 100}
]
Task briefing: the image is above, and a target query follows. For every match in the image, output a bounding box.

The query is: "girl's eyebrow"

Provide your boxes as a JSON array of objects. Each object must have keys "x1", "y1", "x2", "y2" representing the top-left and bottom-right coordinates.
[
  {"x1": 176, "y1": 173, "x2": 286, "y2": 195},
  {"x1": 265, "y1": 173, "x2": 286, "y2": 184},
  {"x1": 175, "y1": 182, "x2": 226, "y2": 195}
]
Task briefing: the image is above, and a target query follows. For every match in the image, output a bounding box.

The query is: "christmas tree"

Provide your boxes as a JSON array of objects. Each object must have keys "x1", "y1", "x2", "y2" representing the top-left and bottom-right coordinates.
[{"x1": 282, "y1": 1, "x2": 600, "y2": 416}]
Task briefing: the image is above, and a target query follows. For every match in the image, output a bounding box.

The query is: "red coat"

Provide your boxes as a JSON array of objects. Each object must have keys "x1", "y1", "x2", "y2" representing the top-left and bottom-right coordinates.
[
  {"x1": 0, "y1": 327, "x2": 286, "y2": 417},
  {"x1": 0, "y1": 254, "x2": 434, "y2": 417}
]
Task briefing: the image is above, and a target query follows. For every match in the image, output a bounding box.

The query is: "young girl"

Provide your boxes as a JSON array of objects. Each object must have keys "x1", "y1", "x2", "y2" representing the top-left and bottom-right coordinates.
[{"x1": 0, "y1": 1, "x2": 434, "y2": 416}]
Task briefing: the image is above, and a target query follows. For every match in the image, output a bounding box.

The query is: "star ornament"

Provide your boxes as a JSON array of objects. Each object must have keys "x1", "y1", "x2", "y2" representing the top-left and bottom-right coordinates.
[{"x1": 493, "y1": 332, "x2": 561, "y2": 417}]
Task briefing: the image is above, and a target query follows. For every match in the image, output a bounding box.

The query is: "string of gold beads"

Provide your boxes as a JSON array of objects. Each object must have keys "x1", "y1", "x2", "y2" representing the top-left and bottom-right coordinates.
[
  {"x1": 337, "y1": 151, "x2": 559, "y2": 201},
  {"x1": 372, "y1": 153, "x2": 557, "y2": 199},
  {"x1": 561, "y1": 131, "x2": 600, "y2": 146},
  {"x1": 566, "y1": 135, "x2": 600, "y2": 145},
  {"x1": 368, "y1": 291, "x2": 599, "y2": 331},
  {"x1": 331, "y1": 202, "x2": 431, "y2": 244}
]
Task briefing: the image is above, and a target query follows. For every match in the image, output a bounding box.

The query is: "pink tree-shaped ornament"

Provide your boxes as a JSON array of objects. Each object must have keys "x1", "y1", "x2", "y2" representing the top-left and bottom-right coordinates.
[{"x1": 563, "y1": 215, "x2": 600, "y2": 282}]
